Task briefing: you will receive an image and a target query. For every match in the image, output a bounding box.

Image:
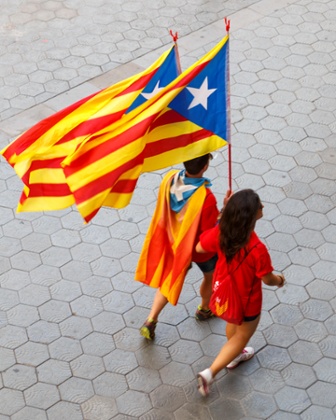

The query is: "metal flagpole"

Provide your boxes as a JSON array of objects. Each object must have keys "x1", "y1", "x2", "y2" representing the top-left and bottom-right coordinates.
[{"x1": 224, "y1": 17, "x2": 232, "y2": 193}]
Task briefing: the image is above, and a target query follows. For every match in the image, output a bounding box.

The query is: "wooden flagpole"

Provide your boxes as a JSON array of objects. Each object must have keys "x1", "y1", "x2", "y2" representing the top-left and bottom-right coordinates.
[{"x1": 169, "y1": 30, "x2": 182, "y2": 75}]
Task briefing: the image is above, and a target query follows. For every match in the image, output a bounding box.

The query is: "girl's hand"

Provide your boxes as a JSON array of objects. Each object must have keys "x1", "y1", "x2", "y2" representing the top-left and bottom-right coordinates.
[
  {"x1": 278, "y1": 274, "x2": 286, "y2": 288},
  {"x1": 223, "y1": 189, "x2": 233, "y2": 207}
]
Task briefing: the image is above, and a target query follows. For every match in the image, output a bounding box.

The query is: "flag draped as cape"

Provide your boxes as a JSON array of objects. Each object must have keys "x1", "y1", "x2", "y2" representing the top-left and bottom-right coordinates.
[{"x1": 135, "y1": 170, "x2": 207, "y2": 305}]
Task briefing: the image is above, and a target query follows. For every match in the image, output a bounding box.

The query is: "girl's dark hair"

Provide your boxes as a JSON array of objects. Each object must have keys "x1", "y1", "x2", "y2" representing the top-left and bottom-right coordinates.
[{"x1": 219, "y1": 189, "x2": 261, "y2": 262}]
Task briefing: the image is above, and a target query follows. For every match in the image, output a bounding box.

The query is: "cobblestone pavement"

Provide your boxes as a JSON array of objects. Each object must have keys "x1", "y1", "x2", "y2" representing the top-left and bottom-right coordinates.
[{"x1": 1, "y1": 0, "x2": 336, "y2": 419}]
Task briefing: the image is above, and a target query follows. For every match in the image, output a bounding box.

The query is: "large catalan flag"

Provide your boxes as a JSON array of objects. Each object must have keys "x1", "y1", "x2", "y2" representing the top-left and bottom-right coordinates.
[
  {"x1": 135, "y1": 170, "x2": 207, "y2": 305},
  {"x1": 63, "y1": 35, "x2": 230, "y2": 222},
  {"x1": 1, "y1": 46, "x2": 179, "y2": 212}
]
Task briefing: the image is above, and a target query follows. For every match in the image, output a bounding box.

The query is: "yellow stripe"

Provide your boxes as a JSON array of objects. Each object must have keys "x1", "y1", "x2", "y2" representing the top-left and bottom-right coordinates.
[
  {"x1": 102, "y1": 191, "x2": 133, "y2": 208},
  {"x1": 143, "y1": 135, "x2": 226, "y2": 172},
  {"x1": 75, "y1": 164, "x2": 142, "y2": 218},
  {"x1": 29, "y1": 167, "x2": 66, "y2": 184},
  {"x1": 66, "y1": 137, "x2": 144, "y2": 189},
  {"x1": 18, "y1": 195, "x2": 75, "y2": 212}
]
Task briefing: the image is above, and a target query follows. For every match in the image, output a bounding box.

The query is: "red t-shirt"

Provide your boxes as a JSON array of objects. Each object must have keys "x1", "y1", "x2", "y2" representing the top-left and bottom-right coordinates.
[
  {"x1": 200, "y1": 226, "x2": 274, "y2": 316},
  {"x1": 192, "y1": 189, "x2": 219, "y2": 263}
]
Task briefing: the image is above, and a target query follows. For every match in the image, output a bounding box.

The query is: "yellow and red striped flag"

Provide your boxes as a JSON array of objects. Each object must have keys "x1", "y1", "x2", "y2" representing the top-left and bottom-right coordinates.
[
  {"x1": 63, "y1": 35, "x2": 230, "y2": 222},
  {"x1": 1, "y1": 46, "x2": 179, "y2": 212},
  {"x1": 135, "y1": 170, "x2": 206, "y2": 305}
]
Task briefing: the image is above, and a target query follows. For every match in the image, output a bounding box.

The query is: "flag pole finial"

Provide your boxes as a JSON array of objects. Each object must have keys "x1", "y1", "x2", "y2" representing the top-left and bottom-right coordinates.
[
  {"x1": 169, "y1": 30, "x2": 178, "y2": 42},
  {"x1": 224, "y1": 17, "x2": 230, "y2": 33}
]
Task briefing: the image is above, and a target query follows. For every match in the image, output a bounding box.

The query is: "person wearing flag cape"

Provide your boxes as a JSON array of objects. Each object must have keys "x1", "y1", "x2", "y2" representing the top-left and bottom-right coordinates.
[{"x1": 135, "y1": 153, "x2": 230, "y2": 340}]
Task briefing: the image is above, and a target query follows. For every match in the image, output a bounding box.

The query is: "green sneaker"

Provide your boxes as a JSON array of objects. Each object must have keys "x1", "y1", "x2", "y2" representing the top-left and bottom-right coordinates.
[
  {"x1": 140, "y1": 319, "x2": 157, "y2": 340},
  {"x1": 195, "y1": 305, "x2": 214, "y2": 321}
]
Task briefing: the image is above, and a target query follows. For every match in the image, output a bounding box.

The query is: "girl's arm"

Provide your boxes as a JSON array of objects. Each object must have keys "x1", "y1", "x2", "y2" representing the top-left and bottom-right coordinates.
[
  {"x1": 262, "y1": 272, "x2": 285, "y2": 288},
  {"x1": 195, "y1": 242, "x2": 206, "y2": 253}
]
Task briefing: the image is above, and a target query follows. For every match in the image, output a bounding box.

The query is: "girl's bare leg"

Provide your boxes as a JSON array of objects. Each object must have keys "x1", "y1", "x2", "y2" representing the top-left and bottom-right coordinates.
[
  {"x1": 199, "y1": 271, "x2": 213, "y2": 310},
  {"x1": 210, "y1": 316, "x2": 260, "y2": 377},
  {"x1": 147, "y1": 289, "x2": 168, "y2": 321}
]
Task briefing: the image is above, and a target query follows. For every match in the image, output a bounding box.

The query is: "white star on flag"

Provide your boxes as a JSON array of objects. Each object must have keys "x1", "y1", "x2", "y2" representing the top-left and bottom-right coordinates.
[
  {"x1": 141, "y1": 81, "x2": 163, "y2": 100},
  {"x1": 187, "y1": 77, "x2": 217, "y2": 110}
]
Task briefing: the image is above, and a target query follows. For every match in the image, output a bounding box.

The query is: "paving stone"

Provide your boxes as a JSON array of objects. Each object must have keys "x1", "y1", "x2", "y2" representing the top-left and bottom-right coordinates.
[
  {"x1": 24, "y1": 382, "x2": 60, "y2": 410},
  {"x1": 11, "y1": 406, "x2": 47, "y2": 420},
  {"x1": 15, "y1": 342, "x2": 49, "y2": 367},
  {"x1": 59, "y1": 377, "x2": 94, "y2": 404},
  {"x1": 0, "y1": 389, "x2": 25, "y2": 416},
  {"x1": 274, "y1": 386, "x2": 311, "y2": 414},
  {"x1": 116, "y1": 389, "x2": 152, "y2": 417},
  {"x1": 47, "y1": 401, "x2": 83, "y2": 420},
  {"x1": 37, "y1": 359, "x2": 72, "y2": 385},
  {"x1": 81, "y1": 395, "x2": 118, "y2": 420},
  {"x1": 281, "y1": 362, "x2": 317, "y2": 388}
]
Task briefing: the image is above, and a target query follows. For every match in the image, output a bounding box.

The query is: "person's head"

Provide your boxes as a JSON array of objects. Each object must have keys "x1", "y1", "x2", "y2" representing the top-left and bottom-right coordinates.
[
  {"x1": 183, "y1": 153, "x2": 213, "y2": 176},
  {"x1": 219, "y1": 189, "x2": 263, "y2": 261}
]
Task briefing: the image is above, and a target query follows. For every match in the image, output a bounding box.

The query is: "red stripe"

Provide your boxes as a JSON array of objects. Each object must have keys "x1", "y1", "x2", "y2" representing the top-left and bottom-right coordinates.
[
  {"x1": 56, "y1": 110, "x2": 126, "y2": 145},
  {"x1": 71, "y1": 153, "x2": 144, "y2": 204},
  {"x1": 114, "y1": 68, "x2": 158, "y2": 96},
  {"x1": 23, "y1": 183, "x2": 72, "y2": 197},
  {"x1": 3, "y1": 91, "x2": 100, "y2": 159},
  {"x1": 66, "y1": 113, "x2": 159, "y2": 172},
  {"x1": 110, "y1": 178, "x2": 139, "y2": 194},
  {"x1": 148, "y1": 109, "x2": 187, "y2": 133}
]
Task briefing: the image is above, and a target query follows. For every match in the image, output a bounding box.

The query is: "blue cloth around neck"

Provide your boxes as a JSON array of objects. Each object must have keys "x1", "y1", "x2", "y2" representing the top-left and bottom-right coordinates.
[{"x1": 170, "y1": 170, "x2": 212, "y2": 213}]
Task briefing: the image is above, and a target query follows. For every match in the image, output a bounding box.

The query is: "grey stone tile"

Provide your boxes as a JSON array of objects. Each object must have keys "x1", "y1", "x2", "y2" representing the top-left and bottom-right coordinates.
[
  {"x1": 0, "y1": 389, "x2": 25, "y2": 416},
  {"x1": 50, "y1": 279, "x2": 82, "y2": 302},
  {"x1": 104, "y1": 349, "x2": 138, "y2": 375},
  {"x1": 15, "y1": 342, "x2": 49, "y2": 367},
  {"x1": 81, "y1": 331, "x2": 115, "y2": 357},
  {"x1": 60, "y1": 315, "x2": 92, "y2": 340},
  {"x1": 307, "y1": 380, "x2": 336, "y2": 409},
  {"x1": 27, "y1": 320, "x2": 60, "y2": 344},
  {"x1": 47, "y1": 402, "x2": 83, "y2": 420},
  {"x1": 116, "y1": 390, "x2": 152, "y2": 417},
  {"x1": 59, "y1": 377, "x2": 94, "y2": 404},
  {"x1": 41, "y1": 246, "x2": 72, "y2": 267},
  {"x1": 314, "y1": 358, "x2": 336, "y2": 384},
  {"x1": 0, "y1": 325, "x2": 28, "y2": 349},
  {"x1": 288, "y1": 340, "x2": 323, "y2": 366},
  {"x1": 48, "y1": 337, "x2": 82, "y2": 362},
  {"x1": 300, "y1": 299, "x2": 333, "y2": 322},
  {"x1": 11, "y1": 406, "x2": 47, "y2": 420},
  {"x1": 37, "y1": 359, "x2": 71, "y2": 385},
  {"x1": 2, "y1": 364, "x2": 37, "y2": 391},
  {"x1": 18, "y1": 284, "x2": 50, "y2": 306},
  {"x1": 30, "y1": 265, "x2": 61, "y2": 287},
  {"x1": 257, "y1": 346, "x2": 291, "y2": 371},
  {"x1": 38, "y1": 299, "x2": 71, "y2": 323},
  {"x1": 294, "y1": 319, "x2": 328, "y2": 343},
  {"x1": 263, "y1": 324, "x2": 298, "y2": 348},
  {"x1": 81, "y1": 395, "x2": 118, "y2": 420},
  {"x1": 71, "y1": 295, "x2": 103, "y2": 318},
  {"x1": 274, "y1": 386, "x2": 310, "y2": 414},
  {"x1": 319, "y1": 335, "x2": 336, "y2": 358},
  {"x1": 301, "y1": 406, "x2": 336, "y2": 420},
  {"x1": 71, "y1": 354, "x2": 105, "y2": 380},
  {"x1": 127, "y1": 366, "x2": 162, "y2": 393},
  {"x1": 7, "y1": 304, "x2": 39, "y2": 327},
  {"x1": 249, "y1": 368, "x2": 285, "y2": 394},
  {"x1": 281, "y1": 363, "x2": 317, "y2": 388},
  {"x1": 150, "y1": 384, "x2": 186, "y2": 412},
  {"x1": 24, "y1": 382, "x2": 60, "y2": 410}
]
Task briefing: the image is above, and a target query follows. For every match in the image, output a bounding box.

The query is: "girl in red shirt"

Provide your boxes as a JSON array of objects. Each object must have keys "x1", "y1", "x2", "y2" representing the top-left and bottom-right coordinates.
[{"x1": 196, "y1": 189, "x2": 285, "y2": 397}]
